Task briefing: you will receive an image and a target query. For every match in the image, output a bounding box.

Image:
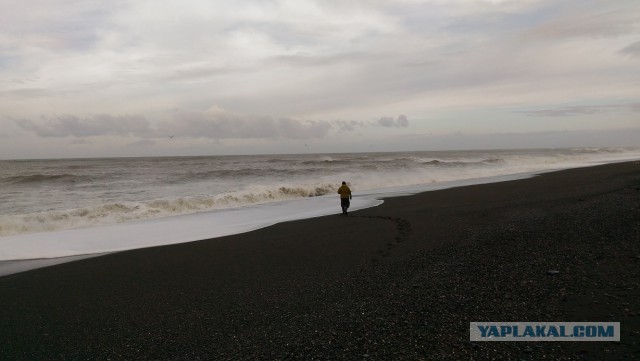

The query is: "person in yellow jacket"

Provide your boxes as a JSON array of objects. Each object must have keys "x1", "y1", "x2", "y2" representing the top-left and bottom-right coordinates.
[{"x1": 337, "y1": 181, "x2": 352, "y2": 215}]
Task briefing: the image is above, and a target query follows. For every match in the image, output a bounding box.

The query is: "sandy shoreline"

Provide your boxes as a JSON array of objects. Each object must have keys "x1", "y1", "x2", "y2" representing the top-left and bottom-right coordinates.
[{"x1": 1, "y1": 161, "x2": 639, "y2": 360}]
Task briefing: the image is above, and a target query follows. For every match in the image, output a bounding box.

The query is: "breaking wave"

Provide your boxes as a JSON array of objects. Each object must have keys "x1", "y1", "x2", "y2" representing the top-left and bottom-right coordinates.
[
  {"x1": 0, "y1": 183, "x2": 339, "y2": 236},
  {"x1": 420, "y1": 158, "x2": 506, "y2": 167}
]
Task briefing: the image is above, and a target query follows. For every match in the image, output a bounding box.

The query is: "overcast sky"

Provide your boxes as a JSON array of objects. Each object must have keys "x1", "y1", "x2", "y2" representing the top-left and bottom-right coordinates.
[{"x1": 1, "y1": 0, "x2": 639, "y2": 159}]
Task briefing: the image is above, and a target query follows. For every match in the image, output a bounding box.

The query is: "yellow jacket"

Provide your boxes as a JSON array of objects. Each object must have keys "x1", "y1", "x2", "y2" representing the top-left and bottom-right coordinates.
[{"x1": 338, "y1": 184, "x2": 352, "y2": 199}]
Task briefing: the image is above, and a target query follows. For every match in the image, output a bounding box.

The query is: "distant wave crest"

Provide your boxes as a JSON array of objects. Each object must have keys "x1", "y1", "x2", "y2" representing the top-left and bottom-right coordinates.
[
  {"x1": 2, "y1": 173, "x2": 89, "y2": 185},
  {"x1": 420, "y1": 158, "x2": 506, "y2": 167}
]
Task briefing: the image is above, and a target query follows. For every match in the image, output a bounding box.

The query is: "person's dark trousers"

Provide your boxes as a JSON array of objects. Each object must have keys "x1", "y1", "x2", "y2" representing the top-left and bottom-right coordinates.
[{"x1": 341, "y1": 198, "x2": 350, "y2": 215}]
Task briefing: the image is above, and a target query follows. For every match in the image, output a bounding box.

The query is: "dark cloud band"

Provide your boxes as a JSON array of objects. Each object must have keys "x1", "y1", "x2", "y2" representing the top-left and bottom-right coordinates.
[{"x1": 13, "y1": 109, "x2": 410, "y2": 140}]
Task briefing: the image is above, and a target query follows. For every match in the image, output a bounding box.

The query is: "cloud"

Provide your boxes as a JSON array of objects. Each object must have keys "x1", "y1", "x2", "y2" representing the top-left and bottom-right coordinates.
[
  {"x1": 161, "y1": 108, "x2": 410, "y2": 139},
  {"x1": 396, "y1": 127, "x2": 640, "y2": 150},
  {"x1": 13, "y1": 107, "x2": 410, "y2": 140},
  {"x1": 159, "y1": 64, "x2": 235, "y2": 82},
  {"x1": 523, "y1": 6, "x2": 640, "y2": 40},
  {"x1": 14, "y1": 114, "x2": 153, "y2": 137},
  {"x1": 272, "y1": 52, "x2": 368, "y2": 67},
  {"x1": 619, "y1": 40, "x2": 640, "y2": 57},
  {"x1": 334, "y1": 120, "x2": 366, "y2": 132},
  {"x1": 2, "y1": 0, "x2": 639, "y2": 159},
  {"x1": 377, "y1": 115, "x2": 409, "y2": 127},
  {"x1": 519, "y1": 103, "x2": 640, "y2": 117},
  {"x1": 162, "y1": 107, "x2": 332, "y2": 140},
  {"x1": 0, "y1": 88, "x2": 51, "y2": 98},
  {"x1": 127, "y1": 139, "x2": 156, "y2": 147}
]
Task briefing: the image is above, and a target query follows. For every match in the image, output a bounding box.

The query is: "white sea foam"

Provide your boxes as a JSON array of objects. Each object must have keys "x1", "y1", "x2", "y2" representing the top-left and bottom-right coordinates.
[{"x1": 0, "y1": 193, "x2": 382, "y2": 261}]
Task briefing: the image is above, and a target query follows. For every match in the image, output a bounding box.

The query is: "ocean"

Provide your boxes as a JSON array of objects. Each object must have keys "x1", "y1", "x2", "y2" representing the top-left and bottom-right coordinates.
[{"x1": 1, "y1": 147, "x2": 639, "y2": 266}]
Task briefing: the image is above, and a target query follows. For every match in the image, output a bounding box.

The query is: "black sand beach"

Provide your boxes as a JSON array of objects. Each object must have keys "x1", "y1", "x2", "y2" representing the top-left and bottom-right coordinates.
[{"x1": 1, "y1": 161, "x2": 639, "y2": 360}]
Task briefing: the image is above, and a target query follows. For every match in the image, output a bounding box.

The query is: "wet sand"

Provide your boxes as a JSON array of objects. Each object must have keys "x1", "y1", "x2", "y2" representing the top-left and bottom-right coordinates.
[{"x1": 1, "y1": 161, "x2": 639, "y2": 360}]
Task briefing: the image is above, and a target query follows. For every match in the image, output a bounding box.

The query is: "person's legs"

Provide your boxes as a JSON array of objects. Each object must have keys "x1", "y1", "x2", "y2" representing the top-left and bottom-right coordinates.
[
  {"x1": 341, "y1": 199, "x2": 349, "y2": 214},
  {"x1": 341, "y1": 198, "x2": 350, "y2": 215}
]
